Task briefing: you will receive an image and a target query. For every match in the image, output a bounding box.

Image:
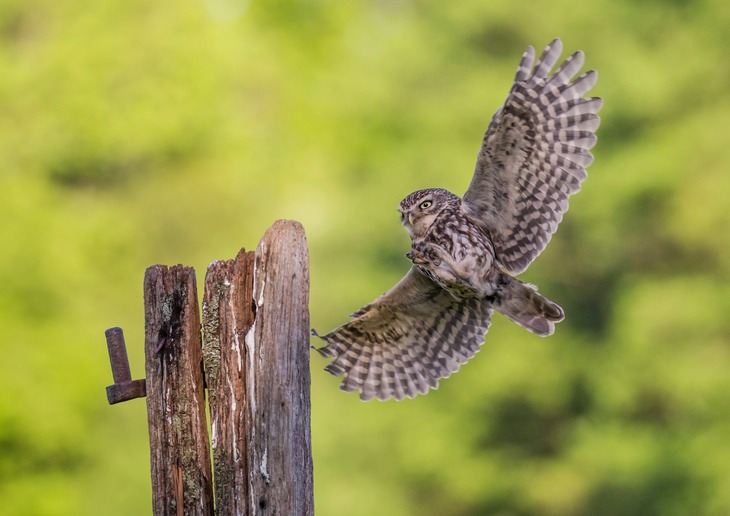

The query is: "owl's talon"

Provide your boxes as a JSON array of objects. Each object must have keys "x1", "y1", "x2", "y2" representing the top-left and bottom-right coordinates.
[
  {"x1": 421, "y1": 243, "x2": 446, "y2": 266},
  {"x1": 407, "y1": 248, "x2": 430, "y2": 265}
]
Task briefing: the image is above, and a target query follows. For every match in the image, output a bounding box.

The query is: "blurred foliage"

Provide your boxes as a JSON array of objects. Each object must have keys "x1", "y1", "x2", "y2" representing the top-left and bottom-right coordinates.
[{"x1": 1, "y1": 0, "x2": 730, "y2": 514}]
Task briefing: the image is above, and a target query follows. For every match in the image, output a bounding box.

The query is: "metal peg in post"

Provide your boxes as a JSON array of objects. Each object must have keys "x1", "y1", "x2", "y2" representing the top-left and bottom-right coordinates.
[{"x1": 105, "y1": 327, "x2": 146, "y2": 404}]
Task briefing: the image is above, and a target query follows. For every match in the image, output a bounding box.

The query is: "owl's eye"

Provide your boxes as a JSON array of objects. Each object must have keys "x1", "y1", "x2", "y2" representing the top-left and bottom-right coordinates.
[{"x1": 419, "y1": 200, "x2": 433, "y2": 210}]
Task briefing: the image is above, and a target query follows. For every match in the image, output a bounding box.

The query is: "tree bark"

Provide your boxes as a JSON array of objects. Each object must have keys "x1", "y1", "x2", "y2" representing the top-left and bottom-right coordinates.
[{"x1": 144, "y1": 265, "x2": 214, "y2": 516}]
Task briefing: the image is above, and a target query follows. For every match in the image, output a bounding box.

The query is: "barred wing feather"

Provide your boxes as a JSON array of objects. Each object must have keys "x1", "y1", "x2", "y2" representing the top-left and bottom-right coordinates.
[
  {"x1": 314, "y1": 267, "x2": 493, "y2": 401},
  {"x1": 462, "y1": 38, "x2": 602, "y2": 274}
]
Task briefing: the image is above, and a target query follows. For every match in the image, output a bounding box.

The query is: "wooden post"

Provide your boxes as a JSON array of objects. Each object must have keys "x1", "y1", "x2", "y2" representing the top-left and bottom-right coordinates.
[
  {"x1": 108, "y1": 220, "x2": 312, "y2": 514},
  {"x1": 202, "y1": 249, "x2": 256, "y2": 514},
  {"x1": 144, "y1": 265, "x2": 215, "y2": 516},
  {"x1": 248, "y1": 220, "x2": 313, "y2": 514},
  {"x1": 246, "y1": 221, "x2": 314, "y2": 515},
  {"x1": 202, "y1": 220, "x2": 314, "y2": 515}
]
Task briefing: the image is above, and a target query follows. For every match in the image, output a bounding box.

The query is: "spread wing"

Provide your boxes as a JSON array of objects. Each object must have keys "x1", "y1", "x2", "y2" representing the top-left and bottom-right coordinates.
[
  {"x1": 462, "y1": 38, "x2": 603, "y2": 274},
  {"x1": 314, "y1": 267, "x2": 493, "y2": 401}
]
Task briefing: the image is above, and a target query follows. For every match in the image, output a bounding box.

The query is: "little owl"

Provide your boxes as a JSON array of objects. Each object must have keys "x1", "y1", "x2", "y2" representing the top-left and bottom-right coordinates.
[{"x1": 313, "y1": 38, "x2": 602, "y2": 401}]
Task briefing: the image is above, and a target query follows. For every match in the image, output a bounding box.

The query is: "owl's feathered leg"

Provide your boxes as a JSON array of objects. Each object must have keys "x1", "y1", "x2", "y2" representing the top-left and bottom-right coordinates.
[{"x1": 492, "y1": 272, "x2": 564, "y2": 337}]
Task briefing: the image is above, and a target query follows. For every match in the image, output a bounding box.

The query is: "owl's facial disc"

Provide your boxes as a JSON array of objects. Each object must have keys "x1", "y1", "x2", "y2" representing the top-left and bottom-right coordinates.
[
  {"x1": 398, "y1": 188, "x2": 458, "y2": 239},
  {"x1": 408, "y1": 197, "x2": 434, "y2": 225},
  {"x1": 402, "y1": 204, "x2": 436, "y2": 238}
]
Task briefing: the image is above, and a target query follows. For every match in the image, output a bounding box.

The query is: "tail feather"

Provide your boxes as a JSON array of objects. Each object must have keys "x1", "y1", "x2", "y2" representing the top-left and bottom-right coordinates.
[{"x1": 493, "y1": 273, "x2": 564, "y2": 337}]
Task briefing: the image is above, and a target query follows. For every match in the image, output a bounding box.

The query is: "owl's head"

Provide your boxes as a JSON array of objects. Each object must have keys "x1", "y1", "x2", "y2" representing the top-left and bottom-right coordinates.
[{"x1": 398, "y1": 188, "x2": 460, "y2": 238}]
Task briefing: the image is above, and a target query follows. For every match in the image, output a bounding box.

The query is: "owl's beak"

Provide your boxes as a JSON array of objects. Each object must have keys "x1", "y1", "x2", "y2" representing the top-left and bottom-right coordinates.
[{"x1": 408, "y1": 213, "x2": 415, "y2": 225}]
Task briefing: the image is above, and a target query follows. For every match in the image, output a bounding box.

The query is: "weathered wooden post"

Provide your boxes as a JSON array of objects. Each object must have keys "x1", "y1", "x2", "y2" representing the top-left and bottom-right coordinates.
[
  {"x1": 144, "y1": 265, "x2": 215, "y2": 515},
  {"x1": 202, "y1": 220, "x2": 314, "y2": 515},
  {"x1": 104, "y1": 219, "x2": 314, "y2": 515},
  {"x1": 202, "y1": 249, "x2": 256, "y2": 513}
]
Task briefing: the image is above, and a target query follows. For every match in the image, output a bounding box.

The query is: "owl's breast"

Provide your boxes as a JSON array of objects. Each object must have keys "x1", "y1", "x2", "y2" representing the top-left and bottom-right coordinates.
[
  {"x1": 435, "y1": 210, "x2": 494, "y2": 261},
  {"x1": 412, "y1": 210, "x2": 497, "y2": 299}
]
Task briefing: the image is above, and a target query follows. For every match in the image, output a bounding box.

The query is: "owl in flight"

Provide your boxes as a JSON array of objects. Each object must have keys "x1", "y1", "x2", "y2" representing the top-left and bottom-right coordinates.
[{"x1": 313, "y1": 38, "x2": 602, "y2": 401}]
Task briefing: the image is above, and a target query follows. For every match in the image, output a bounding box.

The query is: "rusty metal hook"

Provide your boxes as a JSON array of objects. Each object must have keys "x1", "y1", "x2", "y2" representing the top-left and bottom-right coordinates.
[{"x1": 105, "y1": 327, "x2": 146, "y2": 404}]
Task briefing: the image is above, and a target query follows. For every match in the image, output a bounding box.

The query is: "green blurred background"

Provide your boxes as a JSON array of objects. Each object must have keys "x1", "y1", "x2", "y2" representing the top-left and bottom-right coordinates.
[{"x1": 2, "y1": 0, "x2": 730, "y2": 514}]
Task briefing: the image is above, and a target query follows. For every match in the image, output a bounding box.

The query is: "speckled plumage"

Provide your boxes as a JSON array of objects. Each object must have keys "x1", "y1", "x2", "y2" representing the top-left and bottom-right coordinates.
[{"x1": 314, "y1": 38, "x2": 602, "y2": 401}]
